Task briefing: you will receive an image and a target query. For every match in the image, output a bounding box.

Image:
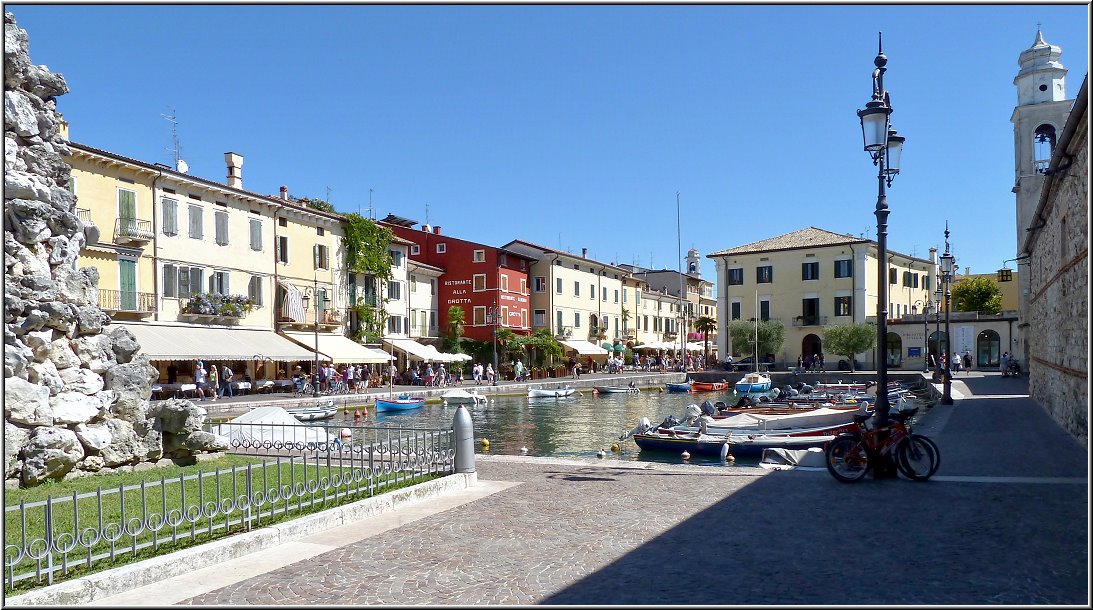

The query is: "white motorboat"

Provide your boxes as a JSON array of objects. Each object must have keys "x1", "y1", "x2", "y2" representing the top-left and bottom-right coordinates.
[
  {"x1": 285, "y1": 406, "x2": 338, "y2": 422},
  {"x1": 527, "y1": 387, "x2": 576, "y2": 398},
  {"x1": 442, "y1": 388, "x2": 488, "y2": 405}
]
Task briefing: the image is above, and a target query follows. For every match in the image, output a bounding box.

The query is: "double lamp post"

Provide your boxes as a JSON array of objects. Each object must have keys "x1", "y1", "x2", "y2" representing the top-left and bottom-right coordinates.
[
  {"x1": 299, "y1": 274, "x2": 323, "y2": 398},
  {"x1": 857, "y1": 32, "x2": 905, "y2": 422}
]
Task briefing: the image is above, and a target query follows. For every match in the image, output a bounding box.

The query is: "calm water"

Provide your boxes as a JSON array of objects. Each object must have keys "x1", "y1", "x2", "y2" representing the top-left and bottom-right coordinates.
[{"x1": 358, "y1": 387, "x2": 774, "y2": 467}]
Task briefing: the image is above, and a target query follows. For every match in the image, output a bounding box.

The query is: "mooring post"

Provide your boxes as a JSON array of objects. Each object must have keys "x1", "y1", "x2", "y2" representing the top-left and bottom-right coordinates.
[{"x1": 453, "y1": 405, "x2": 475, "y2": 473}]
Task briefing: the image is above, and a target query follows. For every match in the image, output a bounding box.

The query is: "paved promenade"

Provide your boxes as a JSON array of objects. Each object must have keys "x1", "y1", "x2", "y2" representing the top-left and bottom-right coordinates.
[{"x1": 24, "y1": 372, "x2": 1091, "y2": 605}]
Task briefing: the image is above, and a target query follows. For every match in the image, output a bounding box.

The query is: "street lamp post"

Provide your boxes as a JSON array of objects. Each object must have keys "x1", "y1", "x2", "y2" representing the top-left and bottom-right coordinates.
[
  {"x1": 857, "y1": 32, "x2": 906, "y2": 422},
  {"x1": 489, "y1": 303, "x2": 499, "y2": 386},
  {"x1": 933, "y1": 284, "x2": 943, "y2": 378},
  {"x1": 913, "y1": 299, "x2": 931, "y2": 372},
  {"x1": 940, "y1": 223, "x2": 956, "y2": 405},
  {"x1": 299, "y1": 275, "x2": 322, "y2": 398}
]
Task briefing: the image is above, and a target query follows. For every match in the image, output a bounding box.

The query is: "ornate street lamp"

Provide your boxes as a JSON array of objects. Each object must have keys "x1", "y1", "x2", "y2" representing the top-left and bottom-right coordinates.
[
  {"x1": 933, "y1": 283, "x2": 943, "y2": 377},
  {"x1": 913, "y1": 299, "x2": 932, "y2": 372},
  {"x1": 299, "y1": 275, "x2": 322, "y2": 398},
  {"x1": 857, "y1": 32, "x2": 905, "y2": 422},
  {"x1": 940, "y1": 223, "x2": 956, "y2": 405}
]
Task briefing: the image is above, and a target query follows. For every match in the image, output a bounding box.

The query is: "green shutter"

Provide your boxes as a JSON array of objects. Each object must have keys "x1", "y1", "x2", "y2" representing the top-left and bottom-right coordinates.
[
  {"x1": 119, "y1": 260, "x2": 137, "y2": 310},
  {"x1": 163, "y1": 264, "x2": 177, "y2": 297}
]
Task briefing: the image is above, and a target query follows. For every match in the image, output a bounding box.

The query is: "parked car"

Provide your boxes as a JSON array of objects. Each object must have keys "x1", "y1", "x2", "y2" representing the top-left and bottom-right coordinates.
[
  {"x1": 837, "y1": 358, "x2": 864, "y2": 371},
  {"x1": 731, "y1": 356, "x2": 776, "y2": 372}
]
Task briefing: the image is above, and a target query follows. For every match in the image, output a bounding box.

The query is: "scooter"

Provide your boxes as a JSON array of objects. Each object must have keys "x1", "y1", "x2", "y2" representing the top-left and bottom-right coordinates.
[{"x1": 1002, "y1": 359, "x2": 1022, "y2": 377}]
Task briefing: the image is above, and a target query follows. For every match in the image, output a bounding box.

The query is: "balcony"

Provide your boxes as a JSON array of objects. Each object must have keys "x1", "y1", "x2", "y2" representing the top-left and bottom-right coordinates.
[
  {"x1": 792, "y1": 315, "x2": 828, "y2": 327},
  {"x1": 113, "y1": 218, "x2": 153, "y2": 245},
  {"x1": 587, "y1": 326, "x2": 607, "y2": 341},
  {"x1": 280, "y1": 307, "x2": 346, "y2": 330},
  {"x1": 99, "y1": 289, "x2": 155, "y2": 316},
  {"x1": 77, "y1": 208, "x2": 100, "y2": 245},
  {"x1": 555, "y1": 326, "x2": 573, "y2": 340}
]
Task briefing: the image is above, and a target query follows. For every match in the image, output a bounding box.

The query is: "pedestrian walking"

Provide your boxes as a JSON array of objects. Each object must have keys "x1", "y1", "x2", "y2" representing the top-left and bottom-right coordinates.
[
  {"x1": 963, "y1": 351, "x2": 972, "y2": 371},
  {"x1": 486, "y1": 363, "x2": 496, "y2": 385},
  {"x1": 220, "y1": 364, "x2": 234, "y2": 398},
  {"x1": 207, "y1": 365, "x2": 219, "y2": 401},
  {"x1": 194, "y1": 361, "x2": 208, "y2": 400}
]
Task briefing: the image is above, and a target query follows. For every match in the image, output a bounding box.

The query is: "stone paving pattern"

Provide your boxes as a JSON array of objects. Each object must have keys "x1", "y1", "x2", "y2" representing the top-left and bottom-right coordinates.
[{"x1": 179, "y1": 374, "x2": 1087, "y2": 605}]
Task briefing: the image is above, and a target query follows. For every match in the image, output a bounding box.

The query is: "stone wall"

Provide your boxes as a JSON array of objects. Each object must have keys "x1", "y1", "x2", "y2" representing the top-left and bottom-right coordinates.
[
  {"x1": 4, "y1": 13, "x2": 225, "y2": 487},
  {"x1": 1026, "y1": 83, "x2": 1088, "y2": 447}
]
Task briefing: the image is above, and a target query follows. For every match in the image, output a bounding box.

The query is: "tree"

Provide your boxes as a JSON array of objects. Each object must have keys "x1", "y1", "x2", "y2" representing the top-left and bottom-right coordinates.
[
  {"x1": 822, "y1": 323, "x2": 877, "y2": 372},
  {"x1": 523, "y1": 328, "x2": 562, "y2": 368},
  {"x1": 442, "y1": 306, "x2": 466, "y2": 353},
  {"x1": 694, "y1": 316, "x2": 717, "y2": 366},
  {"x1": 726, "y1": 319, "x2": 786, "y2": 361},
  {"x1": 951, "y1": 276, "x2": 1003, "y2": 314}
]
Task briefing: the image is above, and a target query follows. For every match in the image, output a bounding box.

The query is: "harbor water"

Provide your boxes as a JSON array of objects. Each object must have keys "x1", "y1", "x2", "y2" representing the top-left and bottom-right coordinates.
[{"x1": 360, "y1": 387, "x2": 773, "y2": 467}]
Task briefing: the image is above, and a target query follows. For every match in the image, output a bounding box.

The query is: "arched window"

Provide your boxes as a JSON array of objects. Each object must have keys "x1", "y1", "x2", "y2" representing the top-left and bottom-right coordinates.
[
  {"x1": 886, "y1": 332, "x2": 902, "y2": 367},
  {"x1": 977, "y1": 330, "x2": 1001, "y2": 368},
  {"x1": 1034, "y1": 124, "x2": 1057, "y2": 173},
  {"x1": 928, "y1": 331, "x2": 949, "y2": 366}
]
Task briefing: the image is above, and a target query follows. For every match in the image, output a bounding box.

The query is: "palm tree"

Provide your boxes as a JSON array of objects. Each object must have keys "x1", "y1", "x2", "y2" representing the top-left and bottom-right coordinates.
[
  {"x1": 444, "y1": 305, "x2": 466, "y2": 352},
  {"x1": 694, "y1": 316, "x2": 717, "y2": 368}
]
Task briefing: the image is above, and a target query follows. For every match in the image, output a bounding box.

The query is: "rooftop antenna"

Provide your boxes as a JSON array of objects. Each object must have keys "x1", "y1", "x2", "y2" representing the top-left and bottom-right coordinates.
[
  {"x1": 162, "y1": 108, "x2": 187, "y2": 173},
  {"x1": 326, "y1": 185, "x2": 332, "y2": 204},
  {"x1": 368, "y1": 188, "x2": 374, "y2": 220},
  {"x1": 425, "y1": 202, "x2": 430, "y2": 226}
]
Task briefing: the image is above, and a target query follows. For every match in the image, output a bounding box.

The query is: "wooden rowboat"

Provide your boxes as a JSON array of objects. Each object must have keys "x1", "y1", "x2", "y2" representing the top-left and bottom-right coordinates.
[
  {"x1": 375, "y1": 394, "x2": 425, "y2": 412},
  {"x1": 690, "y1": 381, "x2": 729, "y2": 392}
]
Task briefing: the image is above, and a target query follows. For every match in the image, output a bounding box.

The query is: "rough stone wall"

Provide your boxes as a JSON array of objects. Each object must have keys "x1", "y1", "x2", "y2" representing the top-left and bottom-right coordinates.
[
  {"x1": 4, "y1": 13, "x2": 226, "y2": 487},
  {"x1": 1027, "y1": 100, "x2": 1088, "y2": 447}
]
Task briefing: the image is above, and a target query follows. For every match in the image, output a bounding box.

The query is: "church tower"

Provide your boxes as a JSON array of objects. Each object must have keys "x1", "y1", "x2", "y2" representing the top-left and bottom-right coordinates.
[
  {"x1": 1011, "y1": 28, "x2": 1072, "y2": 361},
  {"x1": 686, "y1": 247, "x2": 701, "y2": 277}
]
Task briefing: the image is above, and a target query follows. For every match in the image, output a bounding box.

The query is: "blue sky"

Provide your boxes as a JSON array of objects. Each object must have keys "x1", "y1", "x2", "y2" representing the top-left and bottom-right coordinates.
[{"x1": 10, "y1": 4, "x2": 1089, "y2": 280}]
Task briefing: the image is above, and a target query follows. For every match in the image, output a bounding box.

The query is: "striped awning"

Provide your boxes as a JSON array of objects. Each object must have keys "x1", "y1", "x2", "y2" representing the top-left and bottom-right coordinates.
[
  {"x1": 277, "y1": 279, "x2": 305, "y2": 323},
  {"x1": 114, "y1": 323, "x2": 316, "y2": 361}
]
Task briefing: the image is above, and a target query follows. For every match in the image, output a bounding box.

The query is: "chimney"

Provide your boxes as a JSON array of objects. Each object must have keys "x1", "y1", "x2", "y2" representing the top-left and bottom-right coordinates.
[
  {"x1": 433, "y1": 226, "x2": 441, "y2": 235},
  {"x1": 225, "y1": 152, "x2": 243, "y2": 188},
  {"x1": 279, "y1": 186, "x2": 288, "y2": 200},
  {"x1": 582, "y1": 247, "x2": 588, "y2": 258}
]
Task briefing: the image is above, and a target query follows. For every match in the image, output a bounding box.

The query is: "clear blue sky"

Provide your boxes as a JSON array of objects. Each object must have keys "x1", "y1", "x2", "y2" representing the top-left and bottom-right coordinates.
[{"x1": 10, "y1": 4, "x2": 1089, "y2": 280}]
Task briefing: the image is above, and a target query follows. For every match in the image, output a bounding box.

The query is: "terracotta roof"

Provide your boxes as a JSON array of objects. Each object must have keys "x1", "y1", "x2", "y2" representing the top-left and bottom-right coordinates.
[{"x1": 707, "y1": 227, "x2": 870, "y2": 257}]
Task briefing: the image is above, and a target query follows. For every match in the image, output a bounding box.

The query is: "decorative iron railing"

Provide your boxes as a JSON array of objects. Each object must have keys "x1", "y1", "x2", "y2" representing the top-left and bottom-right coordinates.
[
  {"x1": 792, "y1": 316, "x2": 829, "y2": 327},
  {"x1": 75, "y1": 208, "x2": 93, "y2": 225},
  {"x1": 113, "y1": 218, "x2": 153, "y2": 243},
  {"x1": 98, "y1": 289, "x2": 156, "y2": 313},
  {"x1": 4, "y1": 422, "x2": 455, "y2": 592}
]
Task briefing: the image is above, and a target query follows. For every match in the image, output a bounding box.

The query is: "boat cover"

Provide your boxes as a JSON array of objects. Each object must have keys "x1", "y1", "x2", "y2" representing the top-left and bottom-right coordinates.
[{"x1": 216, "y1": 406, "x2": 333, "y2": 444}]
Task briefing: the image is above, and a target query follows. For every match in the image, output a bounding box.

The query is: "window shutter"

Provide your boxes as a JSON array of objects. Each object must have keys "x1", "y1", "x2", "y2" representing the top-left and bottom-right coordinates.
[
  {"x1": 178, "y1": 268, "x2": 191, "y2": 297},
  {"x1": 163, "y1": 264, "x2": 177, "y2": 297},
  {"x1": 222, "y1": 272, "x2": 229, "y2": 295},
  {"x1": 250, "y1": 219, "x2": 261, "y2": 251},
  {"x1": 215, "y1": 211, "x2": 228, "y2": 245},
  {"x1": 191, "y1": 268, "x2": 203, "y2": 295},
  {"x1": 163, "y1": 199, "x2": 177, "y2": 235},
  {"x1": 189, "y1": 206, "x2": 203, "y2": 239},
  {"x1": 314, "y1": 244, "x2": 320, "y2": 269}
]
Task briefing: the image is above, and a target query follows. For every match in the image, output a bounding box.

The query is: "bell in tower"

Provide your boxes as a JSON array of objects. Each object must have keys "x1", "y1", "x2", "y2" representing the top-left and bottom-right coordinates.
[{"x1": 686, "y1": 247, "x2": 701, "y2": 277}]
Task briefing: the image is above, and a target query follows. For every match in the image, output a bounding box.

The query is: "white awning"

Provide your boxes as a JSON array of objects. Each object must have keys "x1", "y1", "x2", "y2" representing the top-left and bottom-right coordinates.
[
  {"x1": 277, "y1": 279, "x2": 305, "y2": 323},
  {"x1": 281, "y1": 332, "x2": 393, "y2": 364},
  {"x1": 558, "y1": 339, "x2": 610, "y2": 356},
  {"x1": 382, "y1": 338, "x2": 436, "y2": 361},
  {"x1": 115, "y1": 323, "x2": 317, "y2": 361}
]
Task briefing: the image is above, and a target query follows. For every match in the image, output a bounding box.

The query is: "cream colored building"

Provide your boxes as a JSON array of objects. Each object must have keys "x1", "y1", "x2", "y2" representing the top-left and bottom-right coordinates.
[
  {"x1": 501, "y1": 241, "x2": 623, "y2": 359},
  {"x1": 709, "y1": 227, "x2": 935, "y2": 369},
  {"x1": 407, "y1": 259, "x2": 444, "y2": 342}
]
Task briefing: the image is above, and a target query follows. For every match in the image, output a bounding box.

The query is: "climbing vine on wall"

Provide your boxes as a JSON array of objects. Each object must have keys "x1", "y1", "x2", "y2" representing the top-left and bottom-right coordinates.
[{"x1": 343, "y1": 213, "x2": 395, "y2": 342}]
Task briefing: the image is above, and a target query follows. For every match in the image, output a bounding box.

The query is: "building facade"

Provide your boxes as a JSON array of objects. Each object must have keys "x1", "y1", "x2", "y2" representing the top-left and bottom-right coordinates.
[
  {"x1": 1020, "y1": 75, "x2": 1087, "y2": 446},
  {"x1": 383, "y1": 217, "x2": 533, "y2": 344},
  {"x1": 708, "y1": 227, "x2": 935, "y2": 369}
]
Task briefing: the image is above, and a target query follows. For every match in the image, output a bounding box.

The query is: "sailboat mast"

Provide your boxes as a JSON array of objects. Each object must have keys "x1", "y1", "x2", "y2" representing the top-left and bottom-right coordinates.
[
  {"x1": 754, "y1": 289, "x2": 759, "y2": 372},
  {"x1": 675, "y1": 192, "x2": 685, "y2": 365}
]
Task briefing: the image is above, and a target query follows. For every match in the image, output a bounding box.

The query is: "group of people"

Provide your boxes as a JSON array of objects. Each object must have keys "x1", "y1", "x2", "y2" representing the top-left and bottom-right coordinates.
[
  {"x1": 798, "y1": 353, "x2": 826, "y2": 372},
  {"x1": 292, "y1": 363, "x2": 375, "y2": 395},
  {"x1": 190, "y1": 361, "x2": 236, "y2": 401}
]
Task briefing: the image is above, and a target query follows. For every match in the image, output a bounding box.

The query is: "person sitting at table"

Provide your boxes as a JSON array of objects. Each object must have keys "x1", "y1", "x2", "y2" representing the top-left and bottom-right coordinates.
[{"x1": 409, "y1": 368, "x2": 424, "y2": 386}]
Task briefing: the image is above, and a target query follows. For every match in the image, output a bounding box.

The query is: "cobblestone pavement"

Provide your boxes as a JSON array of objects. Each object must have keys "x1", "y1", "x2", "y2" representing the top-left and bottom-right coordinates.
[{"x1": 169, "y1": 374, "x2": 1086, "y2": 605}]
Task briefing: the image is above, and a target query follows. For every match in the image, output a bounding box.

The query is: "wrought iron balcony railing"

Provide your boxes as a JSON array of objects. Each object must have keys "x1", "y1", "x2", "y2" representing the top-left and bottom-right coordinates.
[
  {"x1": 792, "y1": 315, "x2": 829, "y2": 327},
  {"x1": 113, "y1": 218, "x2": 154, "y2": 244},
  {"x1": 99, "y1": 289, "x2": 156, "y2": 314}
]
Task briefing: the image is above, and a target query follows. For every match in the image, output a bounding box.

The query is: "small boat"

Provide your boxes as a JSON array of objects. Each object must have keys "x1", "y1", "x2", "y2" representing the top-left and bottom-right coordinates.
[
  {"x1": 528, "y1": 387, "x2": 575, "y2": 398},
  {"x1": 595, "y1": 386, "x2": 640, "y2": 394},
  {"x1": 735, "y1": 372, "x2": 772, "y2": 393},
  {"x1": 441, "y1": 388, "x2": 488, "y2": 405},
  {"x1": 690, "y1": 381, "x2": 729, "y2": 392},
  {"x1": 665, "y1": 382, "x2": 692, "y2": 393},
  {"x1": 375, "y1": 394, "x2": 426, "y2": 412},
  {"x1": 631, "y1": 420, "x2": 852, "y2": 458},
  {"x1": 285, "y1": 406, "x2": 337, "y2": 422}
]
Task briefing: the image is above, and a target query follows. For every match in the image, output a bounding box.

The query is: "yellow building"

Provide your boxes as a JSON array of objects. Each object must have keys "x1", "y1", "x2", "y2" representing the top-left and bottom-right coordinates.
[
  {"x1": 65, "y1": 137, "x2": 388, "y2": 390},
  {"x1": 709, "y1": 227, "x2": 935, "y2": 369}
]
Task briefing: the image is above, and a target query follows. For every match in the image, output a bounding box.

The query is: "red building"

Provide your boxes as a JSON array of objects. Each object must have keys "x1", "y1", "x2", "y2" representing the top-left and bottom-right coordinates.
[{"x1": 380, "y1": 215, "x2": 533, "y2": 342}]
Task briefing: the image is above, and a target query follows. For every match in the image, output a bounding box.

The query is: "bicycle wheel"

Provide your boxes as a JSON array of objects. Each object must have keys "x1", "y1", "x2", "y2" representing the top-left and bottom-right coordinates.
[
  {"x1": 825, "y1": 435, "x2": 871, "y2": 483},
  {"x1": 895, "y1": 434, "x2": 939, "y2": 481}
]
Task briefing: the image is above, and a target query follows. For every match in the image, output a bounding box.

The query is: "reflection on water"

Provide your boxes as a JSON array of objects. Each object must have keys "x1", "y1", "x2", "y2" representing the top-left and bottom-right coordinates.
[{"x1": 356, "y1": 388, "x2": 770, "y2": 468}]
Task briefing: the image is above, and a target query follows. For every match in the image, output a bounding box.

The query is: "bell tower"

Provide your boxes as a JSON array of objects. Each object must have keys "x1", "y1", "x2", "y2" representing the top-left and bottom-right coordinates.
[
  {"x1": 1011, "y1": 28, "x2": 1072, "y2": 362},
  {"x1": 686, "y1": 247, "x2": 701, "y2": 277}
]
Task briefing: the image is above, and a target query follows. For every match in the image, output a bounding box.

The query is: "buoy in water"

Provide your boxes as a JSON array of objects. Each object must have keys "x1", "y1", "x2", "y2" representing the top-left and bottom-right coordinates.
[
  {"x1": 353, "y1": 409, "x2": 362, "y2": 420},
  {"x1": 610, "y1": 443, "x2": 620, "y2": 452},
  {"x1": 658, "y1": 388, "x2": 664, "y2": 393},
  {"x1": 343, "y1": 407, "x2": 349, "y2": 416},
  {"x1": 592, "y1": 388, "x2": 599, "y2": 395},
  {"x1": 597, "y1": 448, "x2": 606, "y2": 458},
  {"x1": 481, "y1": 438, "x2": 490, "y2": 448},
  {"x1": 681, "y1": 450, "x2": 691, "y2": 460},
  {"x1": 520, "y1": 446, "x2": 528, "y2": 453},
  {"x1": 339, "y1": 428, "x2": 352, "y2": 439}
]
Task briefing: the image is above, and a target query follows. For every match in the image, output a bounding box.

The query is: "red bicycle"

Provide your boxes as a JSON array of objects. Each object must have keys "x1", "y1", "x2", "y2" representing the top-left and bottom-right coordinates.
[{"x1": 825, "y1": 407, "x2": 940, "y2": 483}]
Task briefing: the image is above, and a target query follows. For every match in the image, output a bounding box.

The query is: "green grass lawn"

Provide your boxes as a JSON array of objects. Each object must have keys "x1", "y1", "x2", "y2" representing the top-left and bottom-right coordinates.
[{"x1": 4, "y1": 454, "x2": 442, "y2": 594}]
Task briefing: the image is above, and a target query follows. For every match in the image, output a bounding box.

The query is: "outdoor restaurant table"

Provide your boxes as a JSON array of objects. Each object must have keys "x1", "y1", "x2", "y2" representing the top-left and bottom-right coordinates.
[
  {"x1": 154, "y1": 383, "x2": 197, "y2": 398},
  {"x1": 253, "y1": 380, "x2": 275, "y2": 393},
  {"x1": 230, "y1": 381, "x2": 252, "y2": 395},
  {"x1": 271, "y1": 380, "x2": 294, "y2": 393}
]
